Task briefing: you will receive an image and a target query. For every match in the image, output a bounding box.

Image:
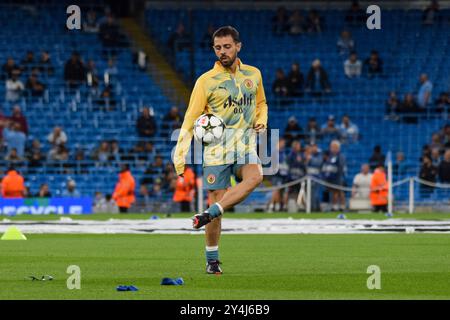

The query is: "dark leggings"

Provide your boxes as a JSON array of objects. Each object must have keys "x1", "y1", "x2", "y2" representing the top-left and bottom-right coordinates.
[
  {"x1": 180, "y1": 201, "x2": 191, "y2": 212},
  {"x1": 119, "y1": 206, "x2": 128, "y2": 213},
  {"x1": 373, "y1": 205, "x2": 387, "y2": 212}
]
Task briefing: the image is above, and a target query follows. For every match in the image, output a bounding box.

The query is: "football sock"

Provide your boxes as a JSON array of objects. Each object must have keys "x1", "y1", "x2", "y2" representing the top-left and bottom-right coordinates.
[
  {"x1": 205, "y1": 246, "x2": 219, "y2": 262},
  {"x1": 206, "y1": 203, "x2": 224, "y2": 218}
]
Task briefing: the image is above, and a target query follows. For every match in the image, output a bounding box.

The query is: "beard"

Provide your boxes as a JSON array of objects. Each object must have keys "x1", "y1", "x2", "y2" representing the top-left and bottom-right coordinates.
[{"x1": 219, "y1": 53, "x2": 237, "y2": 68}]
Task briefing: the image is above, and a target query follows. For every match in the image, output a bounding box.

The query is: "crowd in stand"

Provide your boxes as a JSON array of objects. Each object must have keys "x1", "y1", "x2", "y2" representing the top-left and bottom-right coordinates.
[
  {"x1": 268, "y1": 136, "x2": 394, "y2": 212},
  {"x1": 419, "y1": 124, "x2": 450, "y2": 196},
  {"x1": 283, "y1": 114, "x2": 359, "y2": 148},
  {"x1": 1, "y1": 1, "x2": 448, "y2": 211}
]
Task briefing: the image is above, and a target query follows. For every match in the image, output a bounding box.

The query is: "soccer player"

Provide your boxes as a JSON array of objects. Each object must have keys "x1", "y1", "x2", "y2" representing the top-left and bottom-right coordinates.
[{"x1": 173, "y1": 26, "x2": 268, "y2": 274}]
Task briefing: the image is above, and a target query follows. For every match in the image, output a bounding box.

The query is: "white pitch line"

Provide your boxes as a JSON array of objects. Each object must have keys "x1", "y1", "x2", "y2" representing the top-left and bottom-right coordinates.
[{"x1": 1, "y1": 218, "x2": 450, "y2": 234}]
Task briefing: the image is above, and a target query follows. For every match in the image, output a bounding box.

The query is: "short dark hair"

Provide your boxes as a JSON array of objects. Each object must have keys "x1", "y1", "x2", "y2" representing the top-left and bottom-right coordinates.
[{"x1": 212, "y1": 26, "x2": 240, "y2": 44}]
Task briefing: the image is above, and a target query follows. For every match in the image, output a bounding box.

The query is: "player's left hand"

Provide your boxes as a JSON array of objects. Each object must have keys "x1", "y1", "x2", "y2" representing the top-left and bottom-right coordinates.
[{"x1": 254, "y1": 124, "x2": 266, "y2": 133}]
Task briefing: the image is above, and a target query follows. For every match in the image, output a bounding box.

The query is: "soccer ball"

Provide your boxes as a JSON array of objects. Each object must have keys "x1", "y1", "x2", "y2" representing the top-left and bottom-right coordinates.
[{"x1": 193, "y1": 114, "x2": 225, "y2": 144}]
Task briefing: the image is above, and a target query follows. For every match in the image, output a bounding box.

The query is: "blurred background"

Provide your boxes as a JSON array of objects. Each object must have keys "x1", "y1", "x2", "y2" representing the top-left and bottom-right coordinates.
[{"x1": 0, "y1": 0, "x2": 449, "y2": 214}]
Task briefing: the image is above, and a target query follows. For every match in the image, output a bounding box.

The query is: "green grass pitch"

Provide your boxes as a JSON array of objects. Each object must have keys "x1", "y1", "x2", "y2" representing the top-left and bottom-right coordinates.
[{"x1": 1, "y1": 232, "x2": 450, "y2": 300}]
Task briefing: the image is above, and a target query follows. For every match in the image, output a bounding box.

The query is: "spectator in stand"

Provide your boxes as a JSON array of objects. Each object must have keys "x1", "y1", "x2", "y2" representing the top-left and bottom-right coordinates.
[
  {"x1": 283, "y1": 116, "x2": 303, "y2": 147},
  {"x1": 162, "y1": 106, "x2": 182, "y2": 135},
  {"x1": 141, "y1": 141, "x2": 156, "y2": 162},
  {"x1": 141, "y1": 155, "x2": 165, "y2": 186},
  {"x1": 64, "y1": 52, "x2": 86, "y2": 89},
  {"x1": 86, "y1": 59, "x2": 100, "y2": 84},
  {"x1": 393, "y1": 151, "x2": 409, "y2": 178},
  {"x1": 104, "y1": 57, "x2": 119, "y2": 83},
  {"x1": 272, "y1": 68, "x2": 290, "y2": 97},
  {"x1": 0, "y1": 111, "x2": 8, "y2": 141},
  {"x1": 435, "y1": 92, "x2": 450, "y2": 113},
  {"x1": 92, "y1": 141, "x2": 111, "y2": 165},
  {"x1": 430, "y1": 147, "x2": 441, "y2": 166},
  {"x1": 345, "y1": 0, "x2": 365, "y2": 25},
  {"x1": 422, "y1": 0, "x2": 440, "y2": 25},
  {"x1": 201, "y1": 23, "x2": 215, "y2": 48},
  {"x1": 287, "y1": 10, "x2": 305, "y2": 35},
  {"x1": 99, "y1": 13, "x2": 120, "y2": 51},
  {"x1": 417, "y1": 74, "x2": 433, "y2": 109},
  {"x1": 430, "y1": 133, "x2": 443, "y2": 151},
  {"x1": 36, "y1": 183, "x2": 52, "y2": 198},
  {"x1": 138, "y1": 185, "x2": 151, "y2": 209},
  {"x1": 150, "y1": 179, "x2": 163, "y2": 198},
  {"x1": 364, "y1": 50, "x2": 383, "y2": 78},
  {"x1": 73, "y1": 149, "x2": 89, "y2": 174},
  {"x1": 97, "y1": 84, "x2": 116, "y2": 109},
  {"x1": 2, "y1": 57, "x2": 18, "y2": 80},
  {"x1": 305, "y1": 142, "x2": 323, "y2": 211},
  {"x1": 47, "y1": 126, "x2": 68, "y2": 148},
  {"x1": 163, "y1": 163, "x2": 178, "y2": 191},
  {"x1": 5, "y1": 69, "x2": 24, "y2": 102},
  {"x1": 20, "y1": 51, "x2": 35, "y2": 74},
  {"x1": 9, "y1": 105, "x2": 28, "y2": 135},
  {"x1": 27, "y1": 139, "x2": 44, "y2": 171},
  {"x1": 25, "y1": 69, "x2": 46, "y2": 97},
  {"x1": 167, "y1": 22, "x2": 191, "y2": 53},
  {"x1": 419, "y1": 155, "x2": 437, "y2": 197},
  {"x1": 287, "y1": 140, "x2": 307, "y2": 204},
  {"x1": 136, "y1": 106, "x2": 157, "y2": 139},
  {"x1": 420, "y1": 144, "x2": 432, "y2": 163},
  {"x1": 321, "y1": 140, "x2": 347, "y2": 211},
  {"x1": 338, "y1": 114, "x2": 359, "y2": 143},
  {"x1": 352, "y1": 164, "x2": 372, "y2": 200},
  {"x1": 368, "y1": 145, "x2": 385, "y2": 170},
  {"x1": 3, "y1": 122, "x2": 26, "y2": 158},
  {"x1": 385, "y1": 91, "x2": 400, "y2": 119},
  {"x1": 438, "y1": 124, "x2": 450, "y2": 148},
  {"x1": 38, "y1": 51, "x2": 54, "y2": 76},
  {"x1": 305, "y1": 9, "x2": 322, "y2": 33},
  {"x1": 344, "y1": 51, "x2": 362, "y2": 78},
  {"x1": 268, "y1": 138, "x2": 289, "y2": 212},
  {"x1": 272, "y1": 6, "x2": 289, "y2": 35},
  {"x1": 48, "y1": 144, "x2": 69, "y2": 161},
  {"x1": 305, "y1": 59, "x2": 331, "y2": 95},
  {"x1": 62, "y1": 179, "x2": 81, "y2": 197},
  {"x1": 83, "y1": 9, "x2": 100, "y2": 33},
  {"x1": 304, "y1": 117, "x2": 322, "y2": 145},
  {"x1": 287, "y1": 62, "x2": 304, "y2": 96},
  {"x1": 321, "y1": 115, "x2": 341, "y2": 144},
  {"x1": 438, "y1": 149, "x2": 450, "y2": 183},
  {"x1": 109, "y1": 139, "x2": 122, "y2": 162},
  {"x1": 337, "y1": 30, "x2": 355, "y2": 57},
  {"x1": 5, "y1": 148, "x2": 24, "y2": 163},
  {"x1": 398, "y1": 93, "x2": 420, "y2": 124}
]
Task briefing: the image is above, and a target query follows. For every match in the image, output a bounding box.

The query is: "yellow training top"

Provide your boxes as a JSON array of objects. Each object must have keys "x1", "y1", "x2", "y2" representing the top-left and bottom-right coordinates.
[{"x1": 173, "y1": 58, "x2": 268, "y2": 176}]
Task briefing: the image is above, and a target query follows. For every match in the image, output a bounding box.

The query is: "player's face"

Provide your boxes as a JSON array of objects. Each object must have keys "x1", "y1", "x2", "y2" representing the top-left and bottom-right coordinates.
[{"x1": 213, "y1": 35, "x2": 241, "y2": 68}]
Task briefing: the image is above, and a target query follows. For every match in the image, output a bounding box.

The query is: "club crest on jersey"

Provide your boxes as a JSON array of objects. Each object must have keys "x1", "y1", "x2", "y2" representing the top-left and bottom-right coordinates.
[
  {"x1": 244, "y1": 79, "x2": 253, "y2": 89},
  {"x1": 207, "y1": 174, "x2": 216, "y2": 184}
]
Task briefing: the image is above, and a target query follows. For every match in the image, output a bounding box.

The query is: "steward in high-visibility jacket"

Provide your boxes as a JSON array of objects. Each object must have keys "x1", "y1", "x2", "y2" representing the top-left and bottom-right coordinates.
[
  {"x1": 1, "y1": 168, "x2": 25, "y2": 198},
  {"x1": 112, "y1": 164, "x2": 135, "y2": 213},
  {"x1": 370, "y1": 165, "x2": 389, "y2": 212},
  {"x1": 173, "y1": 166, "x2": 196, "y2": 212}
]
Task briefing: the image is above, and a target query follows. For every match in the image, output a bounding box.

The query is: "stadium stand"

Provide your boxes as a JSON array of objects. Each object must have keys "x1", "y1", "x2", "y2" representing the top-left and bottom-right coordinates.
[
  {"x1": 0, "y1": 4, "x2": 176, "y2": 203},
  {"x1": 145, "y1": 6, "x2": 450, "y2": 205},
  {"x1": 0, "y1": 2, "x2": 449, "y2": 210}
]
